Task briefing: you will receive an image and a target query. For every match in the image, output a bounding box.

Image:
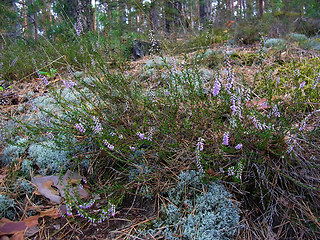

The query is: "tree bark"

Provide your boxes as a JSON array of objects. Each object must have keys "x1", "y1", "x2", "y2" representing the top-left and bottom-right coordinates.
[
  {"x1": 258, "y1": 0, "x2": 264, "y2": 18},
  {"x1": 150, "y1": 0, "x2": 159, "y2": 31},
  {"x1": 22, "y1": 0, "x2": 28, "y2": 36}
]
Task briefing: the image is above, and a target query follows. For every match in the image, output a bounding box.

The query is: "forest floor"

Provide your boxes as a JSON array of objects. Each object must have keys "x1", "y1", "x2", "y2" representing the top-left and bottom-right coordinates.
[{"x1": 0, "y1": 43, "x2": 319, "y2": 240}]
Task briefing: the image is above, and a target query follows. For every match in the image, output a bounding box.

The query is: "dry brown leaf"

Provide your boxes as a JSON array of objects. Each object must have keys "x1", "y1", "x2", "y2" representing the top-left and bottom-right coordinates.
[
  {"x1": 0, "y1": 216, "x2": 39, "y2": 237},
  {"x1": 40, "y1": 207, "x2": 61, "y2": 219},
  {"x1": 0, "y1": 236, "x2": 10, "y2": 240},
  {"x1": 23, "y1": 216, "x2": 39, "y2": 228},
  {"x1": 10, "y1": 232, "x2": 24, "y2": 240},
  {"x1": 31, "y1": 170, "x2": 89, "y2": 204}
]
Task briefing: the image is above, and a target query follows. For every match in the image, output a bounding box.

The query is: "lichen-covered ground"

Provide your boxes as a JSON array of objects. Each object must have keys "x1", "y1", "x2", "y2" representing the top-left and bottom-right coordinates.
[{"x1": 1, "y1": 42, "x2": 319, "y2": 239}]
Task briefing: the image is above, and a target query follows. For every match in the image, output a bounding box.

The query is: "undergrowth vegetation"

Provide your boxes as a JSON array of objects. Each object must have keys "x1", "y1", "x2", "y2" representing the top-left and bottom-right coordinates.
[{"x1": 0, "y1": 31, "x2": 319, "y2": 239}]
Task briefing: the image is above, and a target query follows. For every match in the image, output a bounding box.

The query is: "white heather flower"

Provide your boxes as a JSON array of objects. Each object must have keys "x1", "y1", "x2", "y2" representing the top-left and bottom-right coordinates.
[{"x1": 92, "y1": 116, "x2": 103, "y2": 134}]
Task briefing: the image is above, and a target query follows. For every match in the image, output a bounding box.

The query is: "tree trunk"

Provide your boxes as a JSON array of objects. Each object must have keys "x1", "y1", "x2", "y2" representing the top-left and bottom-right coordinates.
[
  {"x1": 199, "y1": 0, "x2": 211, "y2": 26},
  {"x1": 150, "y1": 1, "x2": 160, "y2": 31},
  {"x1": 164, "y1": 0, "x2": 172, "y2": 33},
  {"x1": 258, "y1": 0, "x2": 264, "y2": 18},
  {"x1": 22, "y1": 0, "x2": 28, "y2": 36}
]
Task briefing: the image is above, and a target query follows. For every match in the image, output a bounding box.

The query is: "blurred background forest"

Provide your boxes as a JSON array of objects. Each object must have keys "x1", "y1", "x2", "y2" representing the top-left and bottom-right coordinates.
[
  {"x1": 1, "y1": 0, "x2": 320, "y2": 81},
  {"x1": 1, "y1": 0, "x2": 320, "y2": 41}
]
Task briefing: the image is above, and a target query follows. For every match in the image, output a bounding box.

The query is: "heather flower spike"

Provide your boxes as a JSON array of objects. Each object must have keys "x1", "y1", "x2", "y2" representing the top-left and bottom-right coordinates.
[
  {"x1": 195, "y1": 138, "x2": 205, "y2": 174},
  {"x1": 312, "y1": 72, "x2": 319, "y2": 89},
  {"x1": 92, "y1": 116, "x2": 103, "y2": 134},
  {"x1": 75, "y1": 123, "x2": 86, "y2": 133},
  {"x1": 103, "y1": 140, "x2": 114, "y2": 150},
  {"x1": 212, "y1": 77, "x2": 221, "y2": 96},
  {"x1": 222, "y1": 132, "x2": 229, "y2": 145},
  {"x1": 235, "y1": 144, "x2": 243, "y2": 150}
]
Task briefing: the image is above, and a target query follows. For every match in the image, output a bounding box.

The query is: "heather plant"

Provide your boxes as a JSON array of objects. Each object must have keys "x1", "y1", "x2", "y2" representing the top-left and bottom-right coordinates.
[{"x1": 0, "y1": 31, "x2": 319, "y2": 238}]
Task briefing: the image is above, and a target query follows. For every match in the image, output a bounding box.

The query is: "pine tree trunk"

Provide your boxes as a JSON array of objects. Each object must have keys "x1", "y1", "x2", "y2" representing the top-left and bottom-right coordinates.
[
  {"x1": 258, "y1": 0, "x2": 264, "y2": 18},
  {"x1": 22, "y1": 0, "x2": 28, "y2": 37}
]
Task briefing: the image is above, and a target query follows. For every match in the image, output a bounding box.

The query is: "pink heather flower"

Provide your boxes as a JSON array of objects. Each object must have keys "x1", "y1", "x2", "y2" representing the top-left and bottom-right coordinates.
[
  {"x1": 129, "y1": 146, "x2": 136, "y2": 151},
  {"x1": 10, "y1": 57, "x2": 18, "y2": 67},
  {"x1": 74, "y1": 19, "x2": 83, "y2": 36},
  {"x1": 66, "y1": 204, "x2": 73, "y2": 216},
  {"x1": 103, "y1": 140, "x2": 114, "y2": 150},
  {"x1": 196, "y1": 138, "x2": 205, "y2": 151},
  {"x1": 63, "y1": 80, "x2": 75, "y2": 89},
  {"x1": 137, "y1": 132, "x2": 145, "y2": 139},
  {"x1": 235, "y1": 144, "x2": 243, "y2": 150},
  {"x1": 75, "y1": 123, "x2": 86, "y2": 133},
  {"x1": 47, "y1": 131, "x2": 54, "y2": 140},
  {"x1": 42, "y1": 76, "x2": 49, "y2": 86},
  {"x1": 222, "y1": 132, "x2": 229, "y2": 145},
  {"x1": 272, "y1": 105, "x2": 280, "y2": 118},
  {"x1": 79, "y1": 199, "x2": 95, "y2": 209},
  {"x1": 212, "y1": 78, "x2": 221, "y2": 96},
  {"x1": 92, "y1": 116, "x2": 103, "y2": 134},
  {"x1": 299, "y1": 122, "x2": 306, "y2": 131},
  {"x1": 312, "y1": 73, "x2": 319, "y2": 89}
]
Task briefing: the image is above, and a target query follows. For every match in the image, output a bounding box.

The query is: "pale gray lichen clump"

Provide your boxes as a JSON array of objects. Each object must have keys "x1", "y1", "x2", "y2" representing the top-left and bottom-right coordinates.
[
  {"x1": 0, "y1": 194, "x2": 21, "y2": 220},
  {"x1": 1, "y1": 137, "x2": 28, "y2": 165},
  {"x1": 28, "y1": 141, "x2": 71, "y2": 175},
  {"x1": 141, "y1": 170, "x2": 240, "y2": 240}
]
